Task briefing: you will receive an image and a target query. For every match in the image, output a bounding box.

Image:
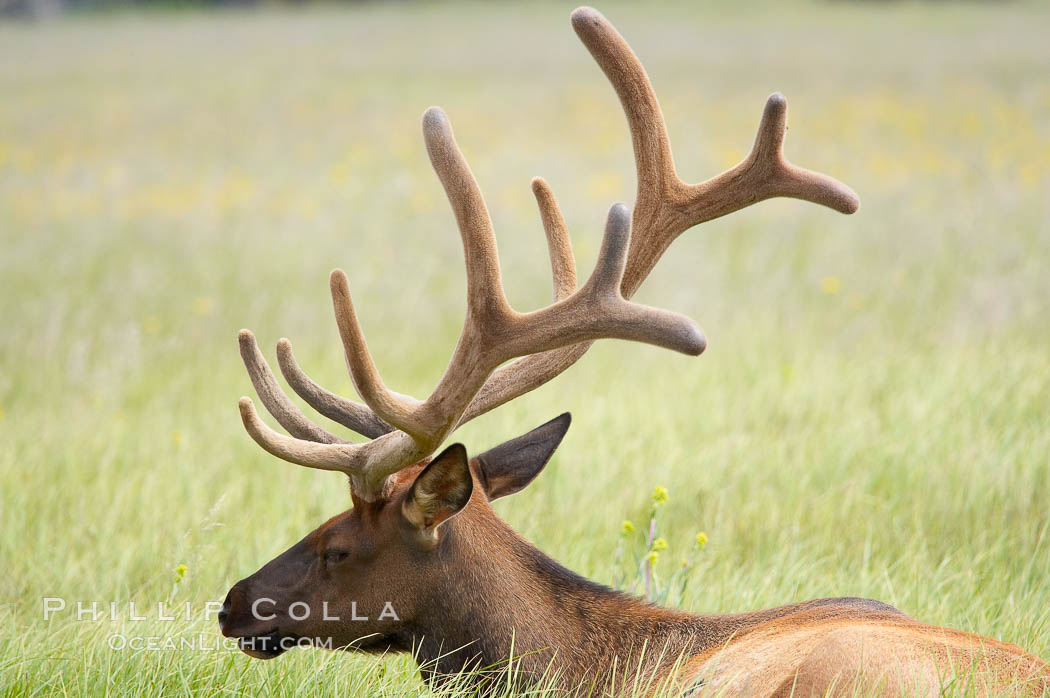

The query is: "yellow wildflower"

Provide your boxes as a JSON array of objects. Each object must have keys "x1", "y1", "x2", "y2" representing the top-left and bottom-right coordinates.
[
  {"x1": 143, "y1": 315, "x2": 162, "y2": 336},
  {"x1": 620, "y1": 520, "x2": 635, "y2": 536},
  {"x1": 695, "y1": 532, "x2": 708, "y2": 550},
  {"x1": 652, "y1": 537, "x2": 668, "y2": 552},
  {"x1": 645, "y1": 551, "x2": 659, "y2": 564},
  {"x1": 652, "y1": 485, "x2": 669, "y2": 506},
  {"x1": 193, "y1": 297, "x2": 215, "y2": 315},
  {"x1": 820, "y1": 276, "x2": 841, "y2": 295},
  {"x1": 175, "y1": 564, "x2": 187, "y2": 581}
]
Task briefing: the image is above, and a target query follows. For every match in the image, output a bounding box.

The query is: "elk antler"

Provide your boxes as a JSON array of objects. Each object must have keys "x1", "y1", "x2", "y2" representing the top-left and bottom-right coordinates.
[
  {"x1": 237, "y1": 6, "x2": 859, "y2": 500},
  {"x1": 456, "y1": 7, "x2": 859, "y2": 425}
]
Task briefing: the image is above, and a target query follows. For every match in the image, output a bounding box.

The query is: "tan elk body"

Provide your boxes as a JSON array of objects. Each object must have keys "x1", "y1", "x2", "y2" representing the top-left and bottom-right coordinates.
[{"x1": 219, "y1": 7, "x2": 1050, "y2": 695}]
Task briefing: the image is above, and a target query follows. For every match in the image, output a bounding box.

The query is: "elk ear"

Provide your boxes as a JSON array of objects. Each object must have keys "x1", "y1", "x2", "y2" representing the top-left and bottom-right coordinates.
[
  {"x1": 473, "y1": 413, "x2": 571, "y2": 500},
  {"x1": 402, "y1": 443, "x2": 474, "y2": 532}
]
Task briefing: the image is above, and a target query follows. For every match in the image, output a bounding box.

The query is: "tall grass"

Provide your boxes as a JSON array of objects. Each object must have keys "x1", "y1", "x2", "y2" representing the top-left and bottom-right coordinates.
[{"x1": 2, "y1": 1, "x2": 1049, "y2": 694}]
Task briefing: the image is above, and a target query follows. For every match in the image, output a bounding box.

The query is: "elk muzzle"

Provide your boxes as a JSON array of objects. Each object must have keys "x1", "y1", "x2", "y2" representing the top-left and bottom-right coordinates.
[{"x1": 219, "y1": 578, "x2": 303, "y2": 659}]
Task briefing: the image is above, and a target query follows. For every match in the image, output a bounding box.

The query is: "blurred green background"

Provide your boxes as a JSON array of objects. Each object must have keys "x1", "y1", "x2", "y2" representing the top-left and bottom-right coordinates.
[{"x1": 2, "y1": 1, "x2": 1049, "y2": 694}]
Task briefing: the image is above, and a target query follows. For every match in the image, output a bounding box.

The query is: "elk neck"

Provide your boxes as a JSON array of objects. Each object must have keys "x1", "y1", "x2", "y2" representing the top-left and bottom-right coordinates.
[{"x1": 399, "y1": 497, "x2": 750, "y2": 691}]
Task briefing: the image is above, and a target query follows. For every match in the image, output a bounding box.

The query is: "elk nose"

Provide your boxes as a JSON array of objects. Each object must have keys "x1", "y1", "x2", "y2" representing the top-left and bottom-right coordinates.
[{"x1": 217, "y1": 593, "x2": 232, "y2": 631}]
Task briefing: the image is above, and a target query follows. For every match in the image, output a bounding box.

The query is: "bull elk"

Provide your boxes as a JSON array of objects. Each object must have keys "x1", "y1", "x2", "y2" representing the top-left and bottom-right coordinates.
[{"x1": 219, "y1": 7, "x2": 1049, "y2": 695}]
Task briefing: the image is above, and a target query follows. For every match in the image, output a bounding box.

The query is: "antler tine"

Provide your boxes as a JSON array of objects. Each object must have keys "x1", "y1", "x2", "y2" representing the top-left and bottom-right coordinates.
[
  {"x1": 423, "y1": 107, "x2": 513, "y2": 323},
  {"x1": 238, "y1": 393, "x2": 423, "y2": 495},
  {"x1": 238, "y1": 329, "x2": 346, "y2": 444},
  {"x1": 570, "y1": 6, "x2": 675, "y2": 231},
  {"x1": 329, "y1": 269, "x2": 428, "y2": 440},
  {"x1": 737, "y1": 93, "x2": 861, "y2": 213},
  {"x1": 276, "y1": 338, "x2": 394, "y2": 439},
  {"x1": 676, "y1": 93, "x2": 860, "y2": 225},
  {"x1": 569, "y1": 204, "x2": 704, "y2": 355},
  {"x1": 531, "y1": 177, "x2": 578, "y2": 302},
  {"x1": 581, "y1": 202, "x2": 631, "y2": 297},
  {"x1": 238, "y1": 397, "x2": 356, "y2": 471}
]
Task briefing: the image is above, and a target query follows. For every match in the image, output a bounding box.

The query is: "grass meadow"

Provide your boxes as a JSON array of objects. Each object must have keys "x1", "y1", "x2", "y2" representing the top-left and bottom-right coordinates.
[{"x1": 2, "y1": 1, "x2": 1049, "y2": 694}]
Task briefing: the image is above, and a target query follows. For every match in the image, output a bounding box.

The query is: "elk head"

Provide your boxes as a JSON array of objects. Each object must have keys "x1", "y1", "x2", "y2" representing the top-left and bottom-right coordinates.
[
  {"x1": 218, "y1": 414, "x2": 572, "y2": 659},
  {"x1": 219, "y1": 5, "x2": 858, "y2": 666}
]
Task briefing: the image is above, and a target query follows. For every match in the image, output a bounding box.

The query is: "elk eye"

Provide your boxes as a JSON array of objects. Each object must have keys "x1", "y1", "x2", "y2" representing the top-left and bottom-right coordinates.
[{"x1": 324, "y1": 550, "x2": 349, "y2": 565}]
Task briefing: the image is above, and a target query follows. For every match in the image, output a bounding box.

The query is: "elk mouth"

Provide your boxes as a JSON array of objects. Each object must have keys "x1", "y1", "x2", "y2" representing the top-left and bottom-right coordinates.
[{"x1": 237, "y1": 630, "x2": 297, "y2": 660}]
